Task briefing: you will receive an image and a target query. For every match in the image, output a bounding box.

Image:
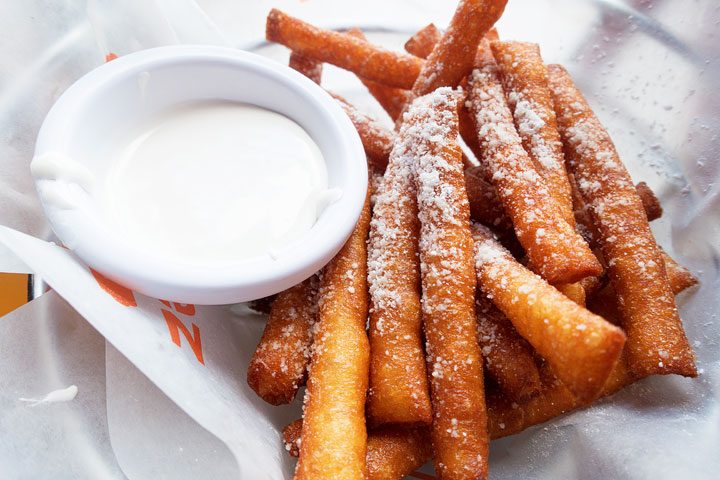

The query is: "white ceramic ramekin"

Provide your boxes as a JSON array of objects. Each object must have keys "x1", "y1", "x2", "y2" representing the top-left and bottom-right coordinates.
[{"x1": 32, "y1": 45, "x2": 367, "y2": 304}]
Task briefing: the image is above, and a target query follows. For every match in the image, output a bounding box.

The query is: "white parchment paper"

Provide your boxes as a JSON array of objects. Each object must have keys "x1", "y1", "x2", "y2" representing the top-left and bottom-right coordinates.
[{"x1": 0, "y1": 0, "x2": 718, "y2": 479}]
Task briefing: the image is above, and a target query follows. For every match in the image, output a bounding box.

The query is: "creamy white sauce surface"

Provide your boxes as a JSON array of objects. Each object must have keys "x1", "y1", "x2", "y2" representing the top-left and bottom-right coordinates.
[{"x1": 104, "y1": 101, "x2": 330, "y2": 264}]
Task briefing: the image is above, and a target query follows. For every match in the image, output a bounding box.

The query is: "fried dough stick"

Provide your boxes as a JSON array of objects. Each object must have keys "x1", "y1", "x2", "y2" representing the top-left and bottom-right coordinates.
[
  {"x1": 410, "y1": 0, "x2": 507, "y2": 97},
  {"x1": 476, "y1": 295, "x2": 542, "y2": 401},
  {"x1": 365, "y1": 426, "x2": 432, "y2": 480},
  {"x1": 285, "y1": 420, "x2": 432, "y2": 480},
  {"x1": 404, "y1": 23, "x2": 442, "y2": 59},
  {"x1": 548, "y1": 64, "x2": 697, "y2": 378},
  {"x1": 289, "y1": 51, "x2": 323, "y2": 84},
  {"x1": 412, "y1": 88, "x2": 489, "y2": 480},
  {"x1": 489, "y1": 260, "x2": 697, "y2": 439},
  {"x1": 345, "y1": 28, "x2": 410, "y2": 122},
  {"x1": 332, "y1": 94, "x2": 393, "y2": 172},
  {"x1": 467, "y1": 54, "x2": 602, "y2": 284},
  {"x1": 472, "y1": 224, "x2": 626, "y2": 402},
  {"x1": 404, "y1": 23, "x2": 492, "y2": 168},
  {"x1": 571, "y1": 173, "x2": 695, "y2": 305},
  {"x1": 247, "y1": 277, "x2": 317, "y2": 405},
  {"x1": 491, "y1": 41, "x2": 575, "y2": 226},
  {"x1": 295, "y1": 193, "x2": 372, "y2": 480},
  {"x1": 366, "y1": 106, "x2": 432, "y2": 426},
  {"x1": 266, "y1": 9, "x2": 422, "y2": 89}
]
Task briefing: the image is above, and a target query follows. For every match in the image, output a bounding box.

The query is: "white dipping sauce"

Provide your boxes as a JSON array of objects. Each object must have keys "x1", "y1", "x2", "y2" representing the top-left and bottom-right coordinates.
[{"x1": 105, "y1": 101, "x2": 330, "y2": 264}]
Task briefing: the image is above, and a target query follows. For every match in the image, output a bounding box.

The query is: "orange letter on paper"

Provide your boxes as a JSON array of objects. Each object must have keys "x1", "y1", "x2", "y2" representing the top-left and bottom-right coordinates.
[
  {"x1": 91, "y1": 269, "x2": 137, "y2": 307},
  {"x1": 161, "y1": 309, "x2": 205, "y2": 365}
]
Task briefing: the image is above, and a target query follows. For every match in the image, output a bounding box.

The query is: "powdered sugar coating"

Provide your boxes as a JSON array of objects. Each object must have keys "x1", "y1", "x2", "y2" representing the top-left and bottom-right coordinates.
[
  {"x1": 408, "y1": 86, "x2": 489, "y2": 480},
  {"x1": 247, "y1": 276, "x2": 319, "y2": 405},
  {"x1": 366, "y1": 96, "x2": 432, "y2": 425},
  {"x1": 467, "y1": 57, "x2": 600, "y2": 284},
  {"x1": 548, "y1": 64, "x2": 696, "y2": 378},
  {"x1": 491, "y1": 41, "x2": 575, "y2": 226}
]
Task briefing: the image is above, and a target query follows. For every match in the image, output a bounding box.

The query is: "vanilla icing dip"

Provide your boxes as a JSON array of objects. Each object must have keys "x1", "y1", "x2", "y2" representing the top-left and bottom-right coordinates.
[{"x1": 102, "y1": 101, "x2": 334, "y2": 264}]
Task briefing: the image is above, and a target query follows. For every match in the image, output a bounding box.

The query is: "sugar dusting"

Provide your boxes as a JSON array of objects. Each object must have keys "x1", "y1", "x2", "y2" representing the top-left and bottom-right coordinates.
[{"x1": 467, "y1": 60, "x2": 578, "y2": 278}]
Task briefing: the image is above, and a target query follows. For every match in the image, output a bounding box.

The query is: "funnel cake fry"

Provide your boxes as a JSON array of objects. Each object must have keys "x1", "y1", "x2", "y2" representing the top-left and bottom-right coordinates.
[
  {"x1": 412, "y1": 88, "x2": 489, "y2": 480},
  {"x1": 345, "y1": 28, "x2": 410, "y2": 122},
  {"x1": 404, "y1": 23, "x2": 442, "y2": 59},
  {"x1": 267, "y1": 9, "x2": 422, "y2": 89},
  {"x1": 548, "y1": 63, "x2": 696, "y2": 378},
  {"x1": 366, "y1": 100, "x2": 432, "y2": 427},
  {"x1": 472, "y1": 224, "x2": 626, "y2": 402},
  {"x1": 247, "y1": 277, "x2": 317, "y2": 405},
  {"x1": 410, "y1": 0, "x2": 507, "y2": 97},
  {"x1": 332, "y1": 94, "x2": 393, "y2": 172},
  {"x1": 491, "y1": 41, "x2": 575, "y2": 227},
  {"x1": 289, "y1": 51, "x2": 323, "y2": 84},
  {"x1": 467, "y1": 55, "x2": 601, "y2": 284},
  {"x1": 295, "y1": 193, "x2": 372, "y2": 480},
  {"x1": 286, "y1": 420, "x2": 431, "y2": 480},
  {"x1": 487, "y1": 357, "x2": 635, "y2": 439}
]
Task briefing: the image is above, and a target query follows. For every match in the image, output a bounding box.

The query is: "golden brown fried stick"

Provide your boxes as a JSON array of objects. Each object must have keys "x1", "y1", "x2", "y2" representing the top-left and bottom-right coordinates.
[
  {"x1": 403, "y1": 22, "x2": 489, "y2": 169},
  {"x1": 491, "y1": 41, "x2": 575, "y2": 227},
  {"x1": 295, "y1": 193, "x2": 372, "y2": 480},
  {"x1": 572, "y1": 174, "x2": 665, "y2": 245},
  {"x1": 476, "y1": 295, "x2": 542, "y2": 401},
  {"x1": 548, "y1": 63, "x2": 697, "y2": 378},
  {"x1": 285, "y1": 420, "x2": 432, "y2": 480},
  {"x1": 466, "y1": 167, "x2": 659, "y2": 247},
  {"x1": 289, "y1": 51, "x2": 323, "y2": 84},
  {"x1": 458, "y1": 101, "x2": 484, "y2": 164},
  {"x1": 472, "y1": 224, "x2": 626, "y2": 402},
  {"x1": 404, "y1": 23, "x2": 442, "y2": 59},
  {"x1": 411, "y1": 88, "x2": 489, "y2": 480},
  {"x1": 332, "y1": 94, "x2": 393, "y2": 172},
  {"x1": 485, "y1": 27, "x2": 500, "y2": 42},
  {"x1": 490, "y1": 252, "x2": 697, "y2": 440},
  {"x1": 266, "y1": 9, "x2": 422, "y2": 89},
  {"x1": 366, "y1": 110, "x2": 432, "y2": 426},
  {"x1": 410, "y1": 0, "x2": 507, "y2": 97},
  {"x1": 247, "y1": 277, "x2": 317, "y2": 405},
  {"x1": 467, "y1": 54, "x2": 602, "y2": 284}
]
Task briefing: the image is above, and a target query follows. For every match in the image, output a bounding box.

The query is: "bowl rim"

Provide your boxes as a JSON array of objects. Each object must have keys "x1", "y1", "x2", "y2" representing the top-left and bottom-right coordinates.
[{"x1": 33, "y1": 44, "x2": 368, "y2": 304}]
